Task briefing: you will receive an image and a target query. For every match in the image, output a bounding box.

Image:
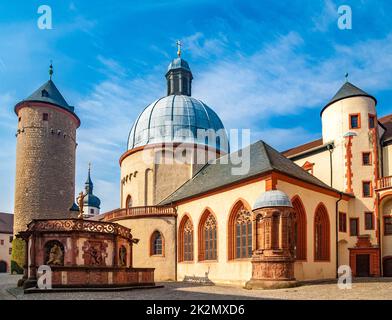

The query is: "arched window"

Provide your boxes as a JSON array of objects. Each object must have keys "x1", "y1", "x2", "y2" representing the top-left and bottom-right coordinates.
[
  {"x1": 198, "y1": 210, "x2": 217, "y2": 261},
  {"x1": 126, "y1": 195, "x2": 132, "y2": 208},
  {"x1": 150, "y1": 231, "x2": 164, "y2": 256},
  {"x1": 292, "y1": 196, "x2": 307, "y2": 261},
  {"x1": 178, "y1": 215, "x2": 193, "y2": 262},
  {"x1": 314, "y1": 203, "x2": 330, "y2": 261},
  {"x1": 228, "y1": 201, "x2": 252, "y2": 260}
]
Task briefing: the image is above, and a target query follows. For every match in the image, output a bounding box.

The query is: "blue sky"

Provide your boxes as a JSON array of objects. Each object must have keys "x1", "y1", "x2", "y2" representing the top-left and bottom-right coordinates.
[{"x1": 1, "y1": 0, "x2": 392, "y2": 213}]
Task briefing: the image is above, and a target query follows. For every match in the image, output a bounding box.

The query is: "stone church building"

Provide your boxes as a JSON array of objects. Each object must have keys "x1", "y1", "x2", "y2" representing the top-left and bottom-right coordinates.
[{"x1": 12, "y1": 51, "x2": 392, "y2": 287}]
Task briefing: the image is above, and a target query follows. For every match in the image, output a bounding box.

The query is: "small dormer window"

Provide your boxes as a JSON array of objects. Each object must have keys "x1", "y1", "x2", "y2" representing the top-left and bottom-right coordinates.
[
  {"x1": 41, "y1": 89, "x2": 49, "y2": 97},
  {"x1": 43, "y1": 113, "x2": 49, "y2": 121}
]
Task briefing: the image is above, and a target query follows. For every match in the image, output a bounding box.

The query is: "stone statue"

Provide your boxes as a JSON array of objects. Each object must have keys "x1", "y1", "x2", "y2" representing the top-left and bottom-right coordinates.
[
  {"x1": 77, "y1": 191, "x2": 87, "y2": 219},
  {"x1": 47, "y1": 244, "x2": 63, "y2": 265},
  {"x1": 119, "y1": 246, "x2": 127, "y2": 267}
]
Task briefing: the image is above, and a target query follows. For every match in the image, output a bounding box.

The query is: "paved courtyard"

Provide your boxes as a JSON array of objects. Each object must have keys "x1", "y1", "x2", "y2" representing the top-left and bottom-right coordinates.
[{"x1": 0, "y1": 274, "x2": 392, "y2": 300}]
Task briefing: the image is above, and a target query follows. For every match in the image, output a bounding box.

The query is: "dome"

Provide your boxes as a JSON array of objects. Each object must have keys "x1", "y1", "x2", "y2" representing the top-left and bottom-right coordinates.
[
  {"x1": 128, "y1": 95, "x2": 229, "y2": 153},
  {"x1": 253, "y1": 190, "x2": 293, "y2": 210},
  {"x1": 167, "y1": 58, "x2": 191, "y2": 73},
  {"x1": 83, "y1": 193, "x2": 101, "y2": 209}
]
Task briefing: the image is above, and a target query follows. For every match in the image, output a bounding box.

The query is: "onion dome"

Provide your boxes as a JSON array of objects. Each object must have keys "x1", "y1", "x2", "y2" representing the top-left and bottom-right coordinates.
[
  {"x1": 253, "y1": 190, "x2": 293, "y2": 210},
  {"x1": 83, "y1": 165, "x2": 101, "y2": 209},
  {"x1": 321, "y1": 81, "x2": 377, "y2": 116},
  {"x1": 127, "y1": 42, "x2": 229, "y2": 153}
]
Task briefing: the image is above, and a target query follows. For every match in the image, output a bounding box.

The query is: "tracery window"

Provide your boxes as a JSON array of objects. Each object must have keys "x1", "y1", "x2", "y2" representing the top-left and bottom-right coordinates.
[
  {"x1": 179, "y1": 216, "x2": 194, "y2": 262},
  {"x1": 314, "y1": 204, "x2": 330, "y2": 261},
  {"x1": 199, "y1": 212, "x2": 217, "y2": 261},
  {"x1": 292, "y1": 196, "x2": 307, "y2": 260},
  {"x1": 234, "y1": 207, "x2": 252, "y2": 259}
]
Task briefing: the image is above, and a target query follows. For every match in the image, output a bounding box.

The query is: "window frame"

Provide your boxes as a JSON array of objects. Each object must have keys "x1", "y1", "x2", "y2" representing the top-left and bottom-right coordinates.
[
  {"x1": 362, "y1": 152, "x2": 372, "y2": 166},
  {"x1": 362, "y1": 181, "x2": 373, "y2": 198},
  {"x1": 198, "y1": 211, "x2": 218, "y2": 262},
  {"x1": 384, "y1": 217, "x2": 392, "y2": 236},
  {"x1": 178, "y1": 215, "x2": 194, "y2": 263},
  {"x1": 339, "y1": 212, "x2": 347, "y2": 233},
  {"x1": 364, "y1": 212, "x2": 374, "y2": 230},
  {"x1": 349, "y1": 113, "x2": 361, "y2": 129},
  {"x1": 368, "y1": 114, "x2": 376, "y2": 129},
  {"x1": 150, "y1": 231, "x2": 164, "y2": 257},
  {"x1": 349, "y1": 218, "x2": 359, "y2": 237},
  {"x1": 228, "y1": 201, "x2": 253, "y2": 261},
  {"x1": 43, "y1": 113, "x2": 49, "y2": 121},
  {"x1": 313, "y1": 203, "x2": 330, "y2": 262}
]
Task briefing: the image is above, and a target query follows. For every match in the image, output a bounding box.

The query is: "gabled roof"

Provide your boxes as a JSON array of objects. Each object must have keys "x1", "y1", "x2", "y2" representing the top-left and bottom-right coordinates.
[
  {"x1": 0, "y1": 212, "x2": 13, "y2": 234},
  {"x1": 160, "y1": 140, "x2": 341, "y2": 205},
  {"x1": 321, "y1": 82, "x2": 376, "y2": 116},
  {"x1": 16, "y1": 80, "x2": 75, "y2": 113}
]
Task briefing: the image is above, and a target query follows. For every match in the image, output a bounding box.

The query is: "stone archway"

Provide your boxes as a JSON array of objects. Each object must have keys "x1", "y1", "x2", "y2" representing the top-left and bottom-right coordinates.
[{"x1": 0, "y1": 260, "x2": 7, "y2": 273}]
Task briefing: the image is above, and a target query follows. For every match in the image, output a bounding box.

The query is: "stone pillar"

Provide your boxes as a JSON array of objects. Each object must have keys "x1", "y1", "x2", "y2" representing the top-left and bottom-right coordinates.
[
  {"x1": 246, "y1": 206, "x2": 297, "y2": 290},
  {"x1": 113, "y1": 235, "x2": 118, "y2": 267},
  {"x1": 23, "y1": 233, "x2": 38, "y2": 289}
]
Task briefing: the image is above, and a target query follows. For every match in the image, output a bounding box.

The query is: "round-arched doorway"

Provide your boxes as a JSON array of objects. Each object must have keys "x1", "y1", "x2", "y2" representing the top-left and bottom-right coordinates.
[{"x1": 0, "y1": 260, "x2": 7, "y2": 273}]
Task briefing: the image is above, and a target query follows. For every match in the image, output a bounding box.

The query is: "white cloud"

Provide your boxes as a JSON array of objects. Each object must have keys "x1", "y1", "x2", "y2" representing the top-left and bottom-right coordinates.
[
  {"x1": 312, "y1": 0, "x2": 338, "y2": 32},
  {"x1": 180, "y1": 32, "x2": 229, "y2": 59},
  {"x1": 193, "y1": 31, "x2": 392, "y2": 143},
  {"x1": 74, "y1": 58, "x2": 163, "y2": 212}
]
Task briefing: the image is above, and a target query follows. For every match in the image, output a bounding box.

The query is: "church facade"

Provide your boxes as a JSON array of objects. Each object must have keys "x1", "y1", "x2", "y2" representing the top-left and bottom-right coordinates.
[
  {"x1": 97, "y1": 52, "x2": 392, "y2": 285},
  {"x1": 12, "y1": 50, "x2": 392, "y2": 286}
]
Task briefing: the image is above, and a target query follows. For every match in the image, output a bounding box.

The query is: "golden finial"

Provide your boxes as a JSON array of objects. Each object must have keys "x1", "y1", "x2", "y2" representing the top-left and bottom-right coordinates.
[
  {"x1": 176, "y1": 40, "x2": 182, "y2": 57},
  {"x1": 49, "y1": 60, "x2": 53, "y2": 80}
]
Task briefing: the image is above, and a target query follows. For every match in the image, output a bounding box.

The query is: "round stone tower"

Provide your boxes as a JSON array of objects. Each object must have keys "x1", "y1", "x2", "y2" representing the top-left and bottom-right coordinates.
[{"x1": 13, "y1": 69, "x2": 80, "y2": 234}]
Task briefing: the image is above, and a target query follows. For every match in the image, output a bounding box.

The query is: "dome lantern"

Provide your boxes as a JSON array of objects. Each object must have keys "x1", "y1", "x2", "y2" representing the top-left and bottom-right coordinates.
[{"x1": 165, "y1": 41, "x2": 193, "y2": 96}]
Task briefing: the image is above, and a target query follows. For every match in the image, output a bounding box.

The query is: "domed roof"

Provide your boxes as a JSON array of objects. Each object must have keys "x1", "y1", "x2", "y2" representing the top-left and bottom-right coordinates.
[
  {"x1": 253, "y1": 190, "x2": 293, "y2": 210},
  {"x1": 167, "y1": 57, "x2": 191, "y2": 73},
  {"x1": 128, "y1": 95, "x2": 229, "y2": 153},
  {"x1": 83, "y1": 193, "x2": 101, "y2": 209}
]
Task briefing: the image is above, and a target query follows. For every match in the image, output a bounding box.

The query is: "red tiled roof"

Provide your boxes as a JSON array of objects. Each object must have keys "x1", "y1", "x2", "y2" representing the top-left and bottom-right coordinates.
[
  {"x1": 282, "y1": 138, "x2": 323, "y2": 158},
  {"x1": 379, "y1": 114, "x2": 392, "y2": 142}
]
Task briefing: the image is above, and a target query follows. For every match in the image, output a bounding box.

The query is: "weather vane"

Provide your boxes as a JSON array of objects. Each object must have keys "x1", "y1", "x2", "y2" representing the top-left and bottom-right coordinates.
[
  {"x1": 345, "y1": 72, "x2": 349, "y2": 83},
  {"x1": 176, "y1": 40, "x2": 182, "y2": 57},
  {"x1": 49, "y1": 60, "x2": 53, "y2": 80}
]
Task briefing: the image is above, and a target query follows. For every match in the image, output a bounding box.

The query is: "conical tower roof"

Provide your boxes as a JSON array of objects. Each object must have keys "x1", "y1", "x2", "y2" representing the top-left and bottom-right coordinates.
[
  {"x1": 22, "y1": 79, "x2": 74, "y2": 112},
  {"x1": 321, "y1": 82, "x2": 376, "y2": 116}
]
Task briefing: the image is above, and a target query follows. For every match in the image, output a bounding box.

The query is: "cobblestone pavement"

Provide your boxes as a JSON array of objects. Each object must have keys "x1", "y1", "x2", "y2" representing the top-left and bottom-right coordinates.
[{"x1": 1, "y1": 274, "x2": 392, "y2": 300}]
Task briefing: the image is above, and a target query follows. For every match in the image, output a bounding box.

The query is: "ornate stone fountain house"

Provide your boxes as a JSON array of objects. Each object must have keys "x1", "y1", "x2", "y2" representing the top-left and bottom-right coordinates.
[{"x1": 17, "y1": 219, "x2": 155, "y2": 290}]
